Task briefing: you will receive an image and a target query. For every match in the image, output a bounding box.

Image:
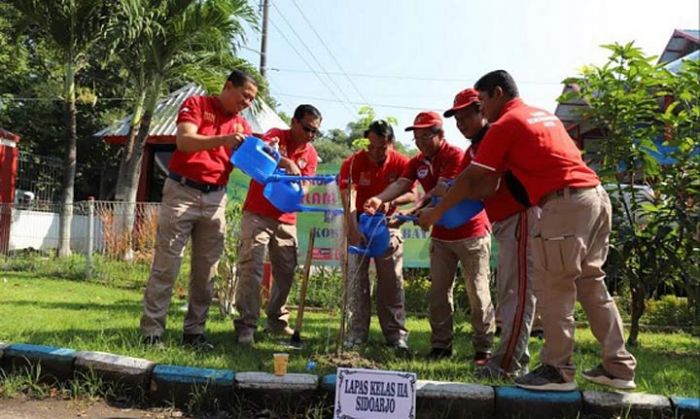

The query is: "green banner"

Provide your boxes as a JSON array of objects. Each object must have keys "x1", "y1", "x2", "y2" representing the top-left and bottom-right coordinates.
[{"x1": 228, "y1": 163, "x2": 434, "y2": 268}]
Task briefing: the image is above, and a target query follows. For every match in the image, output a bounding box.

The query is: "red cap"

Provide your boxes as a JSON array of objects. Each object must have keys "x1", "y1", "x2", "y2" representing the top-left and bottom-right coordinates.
[
  {"x1": 443, "y1": 88, "x2": 480, "y2": 117},
  {"x1": 404, "y1": 111, "x2": 443, "y2": 131}
]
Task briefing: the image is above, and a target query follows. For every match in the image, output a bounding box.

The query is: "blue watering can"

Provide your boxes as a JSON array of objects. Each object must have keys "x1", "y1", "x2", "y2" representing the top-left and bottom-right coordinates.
[
  {"x1": 263, "y1": 170, "x2": 343, "y2": 215},
  {"x1": 430, "y1": 196, "x2": 484, "y2": 228},
  {"x1": 230, "y1": 136, "x2": 281, "y2": 184},
  {"x1": 348, "y1": 213, "x2": 391, "y2": 257},
  {"x1": 390, "y1": 198, "x2": 483, "y2": 229}
]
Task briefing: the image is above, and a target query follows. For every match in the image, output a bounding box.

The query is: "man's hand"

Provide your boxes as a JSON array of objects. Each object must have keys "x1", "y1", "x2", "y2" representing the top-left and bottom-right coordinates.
[
  {"x1": 363, "y1": 197, "x2": 383, "y2": 215},
  {"x1": 279, "y1": 157, "x2": 302, "y2": 176},
  {"x1": 223, "y1": 132, "x2": 246, "y2": 149},
  {"x1": 417, "y1": 207, "x2": 441, "y2": 231}
]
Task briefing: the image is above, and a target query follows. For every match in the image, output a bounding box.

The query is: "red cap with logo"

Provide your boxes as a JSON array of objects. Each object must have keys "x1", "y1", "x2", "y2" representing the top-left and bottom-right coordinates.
[
  {"x1": 404, "y1": 111, "x2": 443, "y2": 131},
  {"x1": 443, "y1": 88, "x2": 480, "y2": 117}
]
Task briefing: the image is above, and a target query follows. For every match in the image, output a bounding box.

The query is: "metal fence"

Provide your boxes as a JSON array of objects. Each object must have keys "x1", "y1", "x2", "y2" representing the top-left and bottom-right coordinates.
[{"x1": 0, "y1": 200, "x2": 161, "y2": 262}]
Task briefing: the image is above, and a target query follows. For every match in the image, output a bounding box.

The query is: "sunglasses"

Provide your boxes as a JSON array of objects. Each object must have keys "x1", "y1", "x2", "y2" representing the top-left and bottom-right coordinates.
[{"x1": 298, "y1": 121, "x2": 319, "y2": 135}]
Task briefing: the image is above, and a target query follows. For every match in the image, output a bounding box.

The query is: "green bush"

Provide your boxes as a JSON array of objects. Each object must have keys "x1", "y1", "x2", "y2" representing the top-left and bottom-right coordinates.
[{"x1": 644, "y1": 295, "x2": 696, "y2": 328}]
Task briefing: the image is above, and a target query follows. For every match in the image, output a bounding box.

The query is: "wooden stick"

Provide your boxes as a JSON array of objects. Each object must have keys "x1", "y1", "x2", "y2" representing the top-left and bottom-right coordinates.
[
  {"x1": 293, "y1": 227, "x2": 316, "y2": 335},
  {"x1": 336, "y1": 187, "x2": 354, "y2": 355}
]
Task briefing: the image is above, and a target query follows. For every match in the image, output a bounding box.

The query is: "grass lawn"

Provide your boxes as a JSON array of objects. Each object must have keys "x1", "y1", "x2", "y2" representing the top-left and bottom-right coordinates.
[{"x1": 1, "y1": 271, "x2": 698, "y2": 398}]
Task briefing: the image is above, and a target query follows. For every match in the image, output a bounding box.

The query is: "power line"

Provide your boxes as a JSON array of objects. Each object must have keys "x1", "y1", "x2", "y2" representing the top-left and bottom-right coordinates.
[
  {"x1": 270, "y1": 67, "x2": 565, "y2": 85},
  {"x1": 268, "y1": 19, "x2": 356, "y2": 117},
  {"x1": 272, "y1": 91, "x2": 431, "y2": 111},
  {"x1": 269, "y1": 0, "x2": 359, "y2": 115},
  {"x1": 288, "y1": 0, "x2": 370, "y2": 105}
]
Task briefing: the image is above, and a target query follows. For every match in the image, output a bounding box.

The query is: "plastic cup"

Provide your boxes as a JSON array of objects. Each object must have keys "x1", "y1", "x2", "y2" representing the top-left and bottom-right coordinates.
[{"x1": 273, "y1": 353, "x2": 289, "y2": 376}]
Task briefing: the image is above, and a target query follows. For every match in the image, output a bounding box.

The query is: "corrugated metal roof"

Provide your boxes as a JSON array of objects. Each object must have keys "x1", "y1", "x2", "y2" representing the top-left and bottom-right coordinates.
[
  {"x1": 95, "y1": 83, "x2": 287, "y2": 138},
  {"x1": 664, "y1": 50, "x2": 699, "y2": 74}
]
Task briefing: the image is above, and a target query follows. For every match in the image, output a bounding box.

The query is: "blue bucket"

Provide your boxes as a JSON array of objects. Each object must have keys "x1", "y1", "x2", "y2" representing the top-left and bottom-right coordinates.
[
  {"x1": 230, "y1": 136, "x2": 280, "y2": 184},
  {"x1": 263, "y1": 179, "x2": 304, "y2": 212},
  {"x1": 348, "y1": 213, "x2": 390, "y2": 257}
]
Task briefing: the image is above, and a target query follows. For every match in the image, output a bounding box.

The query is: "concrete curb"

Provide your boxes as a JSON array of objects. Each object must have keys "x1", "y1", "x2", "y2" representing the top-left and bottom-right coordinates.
[
  {"x1": 0, "y1": 341, "x2": 697, "y2": 418},
  {"x1": 416, "y1": 380, "x2": 494, "y2": 419},
  {"x1": 495, "y1": 386, "x2": 581, "y2": 418},
  {"x1": 583, "y1": 390, "x2": 673, "y2": 418},
  {"x1": 151, "y1": 364, "x2": 234, "y2": 408},
  {"x1": 74, "y1": 351, "x2": 155, "y2": 390},
  {"x1": 2, "y1": 343, "x2": 76, "y2": 382},
  {"x1": 672, "y1": 396, "x2": 700, "y2": 419}
]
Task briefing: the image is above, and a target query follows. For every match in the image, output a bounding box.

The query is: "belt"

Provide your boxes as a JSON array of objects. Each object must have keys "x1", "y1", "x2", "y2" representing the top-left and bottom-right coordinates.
[
  {"x1": 168, "y1": 173, "x2": 225, "y2": 193},
  {"x1": 540, "y1": 186, "x2": 596, "y2": 206}
]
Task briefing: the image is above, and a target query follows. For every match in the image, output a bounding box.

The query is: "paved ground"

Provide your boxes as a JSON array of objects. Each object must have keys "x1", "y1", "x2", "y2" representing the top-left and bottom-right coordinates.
[{"x1": 0, "y1": 397, "x2": 192, "y2": 419}]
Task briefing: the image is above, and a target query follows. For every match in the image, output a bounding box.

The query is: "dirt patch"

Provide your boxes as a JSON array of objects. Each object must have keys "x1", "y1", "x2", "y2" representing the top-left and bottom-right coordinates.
[
  {"x1": 0, "y1": 396, "x2": 194, "y2": 419},
  {"x1": 315, "y1": 351, "x2": 380, "y2": 370}
]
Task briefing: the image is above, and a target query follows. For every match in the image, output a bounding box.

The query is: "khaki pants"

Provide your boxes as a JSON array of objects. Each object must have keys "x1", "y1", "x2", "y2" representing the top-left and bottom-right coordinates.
[
  {"x1": 531, "y1": 185, "x2": 636, "y2": 382},
  {"x1": 429, "y1": 235, "x2": 495, "y2": 352},
  {"x1": 487, "y1": 207, "x2": 539, "y2": 375},
  {"x1": 346, "y1": 229, "x2": 408, "y2": 344},
  {"x1": 234, "y1": 211, "x2": 298, "y2": 336},
  {"x1": 140, "y1": 178, "x2": 227, "y2": 337}
]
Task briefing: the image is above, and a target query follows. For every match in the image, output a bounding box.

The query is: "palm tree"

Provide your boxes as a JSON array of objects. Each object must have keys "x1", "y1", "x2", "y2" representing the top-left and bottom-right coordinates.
[
  {"x1": 8, "y1": 0, "x2": 110, "y2": 256},
  {"x1": 108, "y1": 0, "x2": 259, "y2": 259}
]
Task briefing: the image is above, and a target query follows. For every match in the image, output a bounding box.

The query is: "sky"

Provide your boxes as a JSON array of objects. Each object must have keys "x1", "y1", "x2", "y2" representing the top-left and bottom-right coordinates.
[{"x1": 238, "y1": 0, "x2": 700, "y2": 150}]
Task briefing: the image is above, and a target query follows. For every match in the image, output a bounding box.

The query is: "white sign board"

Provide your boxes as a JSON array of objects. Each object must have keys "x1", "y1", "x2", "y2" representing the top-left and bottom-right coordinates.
[{"x1": 334, "y1": 368, "x2": 417, "y2": 419}]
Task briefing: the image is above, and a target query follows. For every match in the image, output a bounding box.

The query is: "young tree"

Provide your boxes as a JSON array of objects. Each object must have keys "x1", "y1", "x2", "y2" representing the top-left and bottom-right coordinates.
[
  {"x1": 8, "y1": 0, "x2": 110, "y2": 256},
  {"x1": 562, "y1": 42, "x2": 699, "y2": 345}
]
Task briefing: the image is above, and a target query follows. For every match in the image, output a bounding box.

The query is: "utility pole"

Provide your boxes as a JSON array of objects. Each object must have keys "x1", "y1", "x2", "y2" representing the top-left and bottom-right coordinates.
[{"x1": 260, "y1": 0, "x2": 269, "y2": 78}]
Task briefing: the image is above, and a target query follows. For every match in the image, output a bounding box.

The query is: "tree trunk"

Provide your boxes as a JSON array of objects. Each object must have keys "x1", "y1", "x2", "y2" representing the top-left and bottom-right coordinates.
[
  {"x1": 58, "y1": 62, "x2": 77, "y2": 257},
  {"x1": 113, "y1": 80, "x2": 161, "y2": 260},
  {"x1": 627, "y1": 282, "x2": 646, "y2": 347}
]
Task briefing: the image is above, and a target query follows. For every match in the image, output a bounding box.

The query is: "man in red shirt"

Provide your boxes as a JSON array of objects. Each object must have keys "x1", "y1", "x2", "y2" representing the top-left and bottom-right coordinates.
[
  {"x1": 338, "y1": 120, "x2": 415, "y2": 351},
  {"x1": 234, "y1": 104, "x2": 321, "y2": 345},
  {"x1": 365, "y1": 111, "x2": 495, "y2": 363},
  {"x1": 445, "y1": 88, "x2": 537, "y2": 378},
  {"x1": 140, "y1": 70, "x2": 257, "y2": 349},
  {"x1": 419, "y1": 70, "x2": 636, "y2": 391}
]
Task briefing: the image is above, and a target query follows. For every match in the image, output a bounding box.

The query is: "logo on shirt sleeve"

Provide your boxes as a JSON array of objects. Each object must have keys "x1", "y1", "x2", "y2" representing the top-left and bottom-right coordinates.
[
  {"x1": 180, "y1": 107, "x2": 191, "y2": 114},
  {"x1": 417, "y1": 166, "x2": 430, "y2": 179},
  {"x1": 297, "y1": 158, "x2": 307, "y2": 169}
]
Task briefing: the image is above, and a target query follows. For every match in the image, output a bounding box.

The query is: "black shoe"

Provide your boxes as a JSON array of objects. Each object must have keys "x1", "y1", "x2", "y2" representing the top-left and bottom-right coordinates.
[
  {"x1": 142, "y1": 335, "x2": 162, "y2": 346},
  {"x1": 182, "y1": 333, "x2": 214, "y2": 350},
  {"x1": 427, "y1": 347, "x2": 452, "y2": 360},
  {"x1": 530, "y1": 329, "x2": 544, "y2": 340},
  {"x1": 514, "y1": 364, "x2": 577, "y2": 391},
  {"x1": 473, "y1": 351, "x2": 491, "y2": 366}
]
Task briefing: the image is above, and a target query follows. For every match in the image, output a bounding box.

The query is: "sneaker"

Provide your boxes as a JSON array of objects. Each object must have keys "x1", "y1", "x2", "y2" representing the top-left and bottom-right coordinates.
[
  {"x1": 392, "y1": 338, "x2": 410, "y2": 355},
  {"x1": 182, "y1": 333, "x2": 214, "y2": 350},
  {"x1": 265, "y1": 326, "x2": 295, "y2": 336},
  {"x1": 515, "y1": 364, "x2": 577, "y2": 391},
  {"x1": 142, "y1": 335, "x2": 162, "y2": 346},
  {"x1": 473, "y1": 351, "x2": 491, "y2": 366},
  {"x1": 427, "y1": 347, "x2": 452, "y2": 360},
  {"x1": 582, "y1": 364, "x2": 636, "y2": 390}
]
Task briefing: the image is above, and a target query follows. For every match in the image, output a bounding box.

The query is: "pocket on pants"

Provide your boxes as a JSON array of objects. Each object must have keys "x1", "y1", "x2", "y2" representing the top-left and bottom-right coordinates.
[{"x1": 546, "y1": 235, "x2": 579, "y2": 274}]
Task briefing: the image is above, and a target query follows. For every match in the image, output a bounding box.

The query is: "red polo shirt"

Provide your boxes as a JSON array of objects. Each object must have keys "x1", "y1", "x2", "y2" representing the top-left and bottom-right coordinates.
[
  {"x1": 171, "y1": 95, "x2": 252, "y2": 185},
  {"x1": 463, "y1": 145, "x2": 526, "y2": 223},
  {"x1": 242, "y1": 128, "x2": 318, "y2": 224},
  {"x1": 339, "y1": 149, "x2": 413, "y2": 215},
  {"x1": 401, "y1": 141, "x2": 490, "y2": 241},
  {"x1": 473, "y1": 98, "x2": 599, "y2": 205}
]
